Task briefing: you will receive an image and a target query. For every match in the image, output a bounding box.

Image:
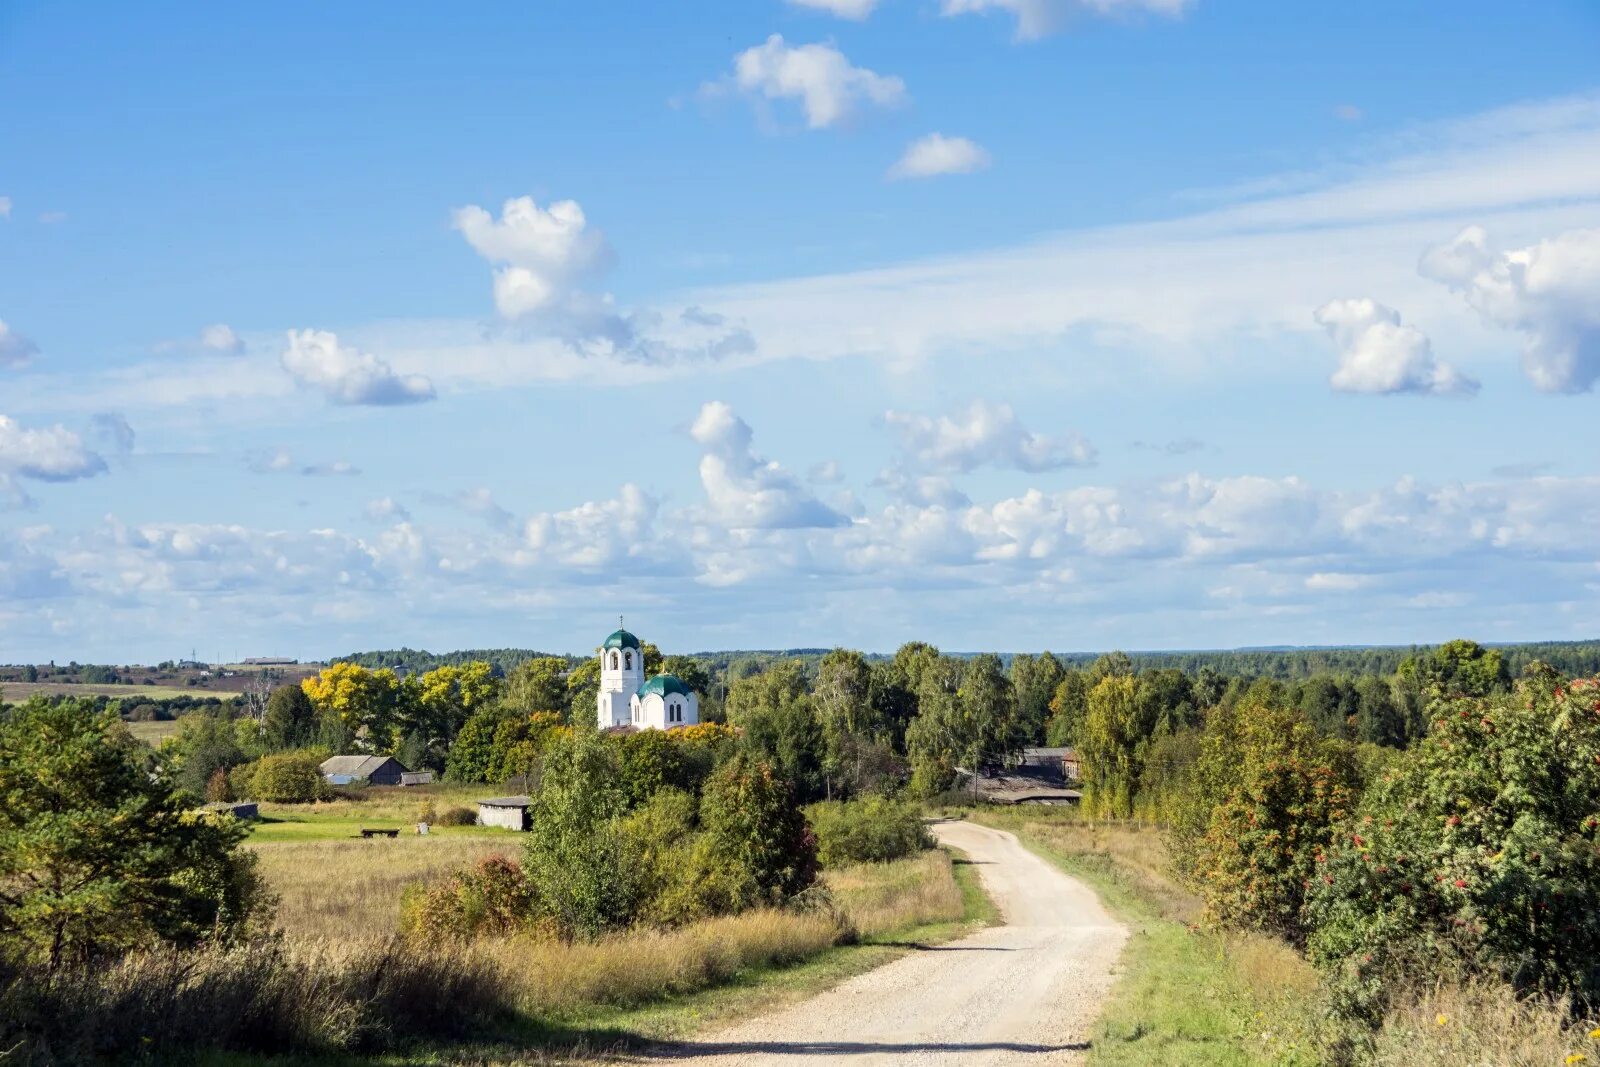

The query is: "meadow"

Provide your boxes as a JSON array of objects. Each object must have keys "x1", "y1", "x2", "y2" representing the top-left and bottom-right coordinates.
[
  {"x1": 247, "y1": 782, "x2": 508, "y2": 843},
  {"x1": 0, "y1": 680, "x2": 229, "y2": 702},
  {"x1": 230, "y1": 807, "x2": 991, "y2": 1062}
]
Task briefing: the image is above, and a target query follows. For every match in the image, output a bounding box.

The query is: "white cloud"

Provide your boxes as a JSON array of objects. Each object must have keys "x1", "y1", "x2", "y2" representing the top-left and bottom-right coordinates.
[
  {"x1": 0, "y1": 416, "x2": 106, "y2": 499},
  {"x1": 200, "y1": 324, "x2": 245, "y2": 353},
  {"x1": 787, "y1": 0, "x2": 880, "y2": 17},
  {"x1": 1314, "y1": 298, "x2": 1477, "y2": 396},
  {"x1": 690, "y1": 400, "x2": 849, "y2": 529},
  {"x1": 885, "y1": 400, "x2": 1096, "y2": 473},
  {"x1": 523, "y1": 483, "x2": 679, "y2": 571},
  {"x1": 1420, "y1": 225, "x2": 1600, "y2": 393},
  {"x1": 0, "y1": 320, "x2": 39, "y2": 369},
  {"x1": 0, "y1": 197, "x2": 11, "y2": 220},
  {"x1": 280, "y1": 329, "x2": 435, "y2": 405},
  {"x1": 940, "y1": 0, "x2": 1193, "y2": 40},
  {"x1": 453, "y1": 196, "x2": 614, "y2": 321},
  {"x1": 1306, "y1": 572, "x2": 1372, "y2": 592},
  {"x1": 888, "y1": 134, "x2": 992, "y2": 180},
  {"x1": 719, "y1": 35, "x2": 907, "y2": 130},
  {"x1": 364, "y1": 497, "x2": 411, "y2": 523}
]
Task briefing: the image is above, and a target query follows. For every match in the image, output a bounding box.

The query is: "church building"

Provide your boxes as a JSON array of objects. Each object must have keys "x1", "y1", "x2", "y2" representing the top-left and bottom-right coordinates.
[{"x1": 595, "y1": 622, "x2": 700, "y2": 731}]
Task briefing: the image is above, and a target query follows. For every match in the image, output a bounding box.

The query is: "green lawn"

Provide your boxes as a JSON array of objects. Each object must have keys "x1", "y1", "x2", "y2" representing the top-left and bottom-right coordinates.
[
  {"x1": 1, "y1": 680, "x2": 237, "y2": 702},
  {"x1": 245, "y1": 782, "x2": 514, "y2": 842}
]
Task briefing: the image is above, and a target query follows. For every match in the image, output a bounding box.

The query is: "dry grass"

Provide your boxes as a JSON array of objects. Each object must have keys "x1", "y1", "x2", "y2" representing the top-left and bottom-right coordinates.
[
  {"x1": 251, "y1": 831, "x2": 967, "y2": 1026},
  {"x1": 252, "y1": 836, "x2": 511, "y2": 942},
  {"x1": 1364, "y1": 981, "x2": 1599, "y2": 1067}
]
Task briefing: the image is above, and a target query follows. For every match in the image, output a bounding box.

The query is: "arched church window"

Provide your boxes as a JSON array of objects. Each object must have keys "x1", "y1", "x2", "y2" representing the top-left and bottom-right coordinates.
[
  {"x1": 624, "y1": 650, "x2": 633, "y2": 670},
  {"x1": 609, "y1": 651, "x2": 619, "y2": 670}
]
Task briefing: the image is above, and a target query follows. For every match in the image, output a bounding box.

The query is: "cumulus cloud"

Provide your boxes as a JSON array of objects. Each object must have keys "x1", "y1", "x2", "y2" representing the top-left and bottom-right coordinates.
[
  {"x1": 453, "y1": 196, "x2": 614, "y2": 321},
  {"x1": 452, "y1": 487, "x2": 515, "y2": 528},
  {"x1": 940, "y1": 0, "x2": 1193, "y2": 40},
  {"x1": 888, "y1": 134, "x2": 992, "y2": 180},
  {"x1": 885, "y1": 400, "x2": 1097, "y2": 473},
  {"x1": 200, "y1": 324, "x2": 245, "y2": 354},
  {"x1": 523, "y1": 483, "x2": 679, "y2": 570},
  {"x1": 281, "y1": 329, "x2": 435, "y2": 405},
  {"x1": 717, "y1": 35, "x2": 907, "y2": 130},
  {"x1": 691, "y1": 401, "x2": 849, "y2": 529},
  {"x1": 787, "y1": 0, "x2": 880, "y2": 17},
  {"x1": 1420, "y1": 225, "x2": 1600, "y2": 393},
  {"x1": 0, "y1": 416, "x2": 106, "y2": 502},
  {"x1": 0, "y1": 320, "x2": 39, "y2": 369},
  {"x1": 1314, "y1": 298, "x2": 1477, "y2": 396}
]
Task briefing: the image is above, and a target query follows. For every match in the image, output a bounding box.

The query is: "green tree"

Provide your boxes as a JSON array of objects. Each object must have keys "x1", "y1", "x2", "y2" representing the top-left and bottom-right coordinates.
[
  {"x1": 1078, "y1": 674, "x2": 1150, "y2": 818},
  {"x1": 700, "y1": 754, "x2": 818, "y2": 902},
  {"x1": 499, "y1": 657, "x2": 567, "y2": 717},
  {"x1": 1044, "y1": 670, "x2": 1091, "y2": 747},
  {"x1": 166, "y1": 710, "x2": 245, "y2": 799},
  {"x1": 0, "y1": 699, "x2": 268, "y2": 969},
  {"x1": 521, "y1": 729, "x2": 635, "y2": 937},
  {"x1": 1010, "y1": 652, "x2": 1066, "y2": 745},
  {"x1": 727, "y1": 661, "x2": 825, "y2": 801},
  {"x1": 262, "y1": 683, "x2": 316, "y2": 751},
  {"x1": 1399, "y1": 638, "x2": 1509, "y2": 699}
]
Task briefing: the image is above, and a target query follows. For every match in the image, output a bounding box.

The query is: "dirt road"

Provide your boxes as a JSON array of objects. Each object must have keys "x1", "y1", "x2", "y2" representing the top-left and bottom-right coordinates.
[{"x1": 646, "y1": 819, "x2": 1128, "y2": 1065}]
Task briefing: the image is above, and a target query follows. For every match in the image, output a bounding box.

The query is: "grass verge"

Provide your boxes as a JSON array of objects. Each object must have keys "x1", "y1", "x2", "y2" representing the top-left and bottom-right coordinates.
[{"x1": 966, "y1": 808, "x2": 1320, "y2": 1067}]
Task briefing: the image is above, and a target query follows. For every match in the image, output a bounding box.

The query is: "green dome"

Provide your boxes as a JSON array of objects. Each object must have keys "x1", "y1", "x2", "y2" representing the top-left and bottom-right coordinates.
[
  {"x1": 636, "y1": 674, "x2": 694, "y2": 699},
  {"x1": 602, "y1": 628, "x2": 640, "y2": 651}
]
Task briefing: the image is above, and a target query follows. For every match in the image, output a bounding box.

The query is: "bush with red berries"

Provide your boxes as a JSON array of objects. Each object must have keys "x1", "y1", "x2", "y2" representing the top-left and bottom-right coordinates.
[{"x1": 1305, "y1": 675, "x2": 1600, "y2": 1019}]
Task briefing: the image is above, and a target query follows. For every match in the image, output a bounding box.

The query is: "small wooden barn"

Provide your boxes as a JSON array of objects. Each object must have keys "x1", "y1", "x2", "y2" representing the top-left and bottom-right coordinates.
[
  {"x1": 476, "y1": 795, "x2": 531, "y2": 831},
  {"x1": 319, "y1": 754, "x2": 410, "y2": 786}
]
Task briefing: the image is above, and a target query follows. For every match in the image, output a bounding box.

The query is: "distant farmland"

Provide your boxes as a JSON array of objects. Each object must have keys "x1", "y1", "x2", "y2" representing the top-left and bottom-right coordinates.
[{"x1": 0, "y1": 681, "x2": 238, "y2": 702}]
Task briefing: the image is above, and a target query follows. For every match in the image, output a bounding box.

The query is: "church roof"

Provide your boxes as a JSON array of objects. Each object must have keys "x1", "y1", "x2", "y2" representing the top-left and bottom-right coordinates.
[
  {"x1": 637, "y1": 673, "x2": 693, "y2": 699},
  {"x1": 602, "y1": 628, "x2": 640, "y2": 651}
]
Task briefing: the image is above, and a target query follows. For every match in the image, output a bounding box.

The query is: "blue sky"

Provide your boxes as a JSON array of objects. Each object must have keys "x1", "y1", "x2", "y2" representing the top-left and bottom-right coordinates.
[{"x1": 2, "y1": 0, "x2": 1599, "y2": 662}]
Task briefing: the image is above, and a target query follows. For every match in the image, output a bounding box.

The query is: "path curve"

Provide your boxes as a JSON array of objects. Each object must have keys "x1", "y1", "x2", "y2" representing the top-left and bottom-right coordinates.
[{"x1": 641, "y1": 819, "x2": 1127, "y2": 1065}]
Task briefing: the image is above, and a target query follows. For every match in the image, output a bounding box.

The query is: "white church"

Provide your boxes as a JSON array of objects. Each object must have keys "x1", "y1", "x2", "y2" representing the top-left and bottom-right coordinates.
[{"x1": 595, "y1": 622, "x2": 700, "y2": 731}]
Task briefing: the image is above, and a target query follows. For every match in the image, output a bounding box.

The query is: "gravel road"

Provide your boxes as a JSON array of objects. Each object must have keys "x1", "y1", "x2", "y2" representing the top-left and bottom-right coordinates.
[{"x1": 640, "y1": 819, "x2": 1128, "y2": 1066}]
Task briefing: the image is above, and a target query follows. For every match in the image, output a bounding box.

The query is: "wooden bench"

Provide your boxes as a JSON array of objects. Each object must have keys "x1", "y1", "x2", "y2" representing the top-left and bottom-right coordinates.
[{"x1": 359, "y1": 828, "x2": 400, "y2": 839}]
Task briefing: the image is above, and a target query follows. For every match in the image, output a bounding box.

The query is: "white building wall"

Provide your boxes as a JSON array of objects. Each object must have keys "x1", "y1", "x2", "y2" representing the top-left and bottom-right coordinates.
[{"x1": 596, "y1": 644, "x2": 644, "y2": 728}]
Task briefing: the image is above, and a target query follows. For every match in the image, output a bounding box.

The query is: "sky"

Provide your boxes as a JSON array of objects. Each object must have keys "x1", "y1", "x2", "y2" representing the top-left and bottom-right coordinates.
[{"x1": 2, "y1": 0, "x2": 1599, "y2": 663}]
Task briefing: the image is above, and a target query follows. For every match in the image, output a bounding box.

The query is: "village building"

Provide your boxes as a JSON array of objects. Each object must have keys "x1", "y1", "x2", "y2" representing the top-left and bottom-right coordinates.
[
  {"x1": 319, "y1": 754, "x2": 410, "y2": 786},
  {"x1": 594, "y1": 622, "x2": 700, "y2": 731},
  {"x1": 476, "y1": 795, "x2": 531, "y2": 831}
]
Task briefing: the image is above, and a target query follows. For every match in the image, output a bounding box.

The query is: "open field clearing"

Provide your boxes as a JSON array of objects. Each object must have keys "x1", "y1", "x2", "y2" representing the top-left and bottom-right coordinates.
[
  {"x1": 248, "y1": 782, "x2": 509, "y2": 842},
  {"x1": 0, "y1": 679, "x2": 234, "y2": 701},
  {"x1": 123, "y1": 718, "x2": 184, "y2": 745}
]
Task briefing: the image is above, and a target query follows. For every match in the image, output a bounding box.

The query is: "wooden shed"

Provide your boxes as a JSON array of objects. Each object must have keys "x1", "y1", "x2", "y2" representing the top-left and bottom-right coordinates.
[
  {"x1": 476, "y1": 795, "x2": 531, "y2": 831},
  {"x1": 319, "y1": 754, "x2": 410, "y2": 786}
]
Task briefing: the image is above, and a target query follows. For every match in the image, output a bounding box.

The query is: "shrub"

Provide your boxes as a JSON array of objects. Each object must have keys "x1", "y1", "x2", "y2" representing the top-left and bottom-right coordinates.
[
  {"x1": 1306, "y1": 676, "x2": 1600, "y2": 1021},
  {"x1": 806, "y1": 797, "x2": 932, "y2": 867},
  {"x1": 401, "y1": 855, "x2": 537, "y2": 942},
  {"x1": 435, "y1": 805, "x2": 477, "y2": 827},
  {"x1": 243, "y1": 750, "x2": 330, "y2": 803},
  {"x1": 205, "y1": 767, "x2": 234, "y2": 804}
]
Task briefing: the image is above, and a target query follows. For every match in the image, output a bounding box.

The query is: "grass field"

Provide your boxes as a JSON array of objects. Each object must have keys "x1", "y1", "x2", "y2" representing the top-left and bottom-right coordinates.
[
  {"x1": 228, "y1": 806, "x2": 995, "y2": 1066},
  {"x1": 0, "y1": 680, "x2": 237, "y2": 701},
  {"x1": 123, "y1": 718, "x2": 185, "y2": 745},
  {"x1": 248, "y1": 782, "x2": 509, "y2": 842},
  {"x1": 966, "y1": 808, "x2": 1320, "y2": 1066}
]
